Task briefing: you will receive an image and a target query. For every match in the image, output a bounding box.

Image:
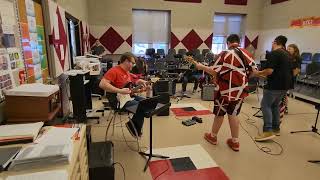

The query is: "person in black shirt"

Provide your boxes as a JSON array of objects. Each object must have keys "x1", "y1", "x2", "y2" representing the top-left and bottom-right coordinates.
[{"x1": 254, "y1": 35, "x2": 293, "y2": 141}]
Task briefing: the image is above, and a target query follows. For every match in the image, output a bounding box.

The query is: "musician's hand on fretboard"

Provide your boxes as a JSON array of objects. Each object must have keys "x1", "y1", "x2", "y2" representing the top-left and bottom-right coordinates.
[{"x1": 184, "y1": 56, "x2": 198, "y2": 65}]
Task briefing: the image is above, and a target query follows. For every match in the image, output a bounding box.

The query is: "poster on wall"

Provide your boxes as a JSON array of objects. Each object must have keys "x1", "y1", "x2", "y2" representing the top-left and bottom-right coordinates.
[
  {"x1": 290, "y1": 17, "x2": 320, "y2": 28},
  {"x1": 17, "y1": 0, "x2": 49, "y2": 83},
  {"x1": 0, "y1": 0, "x2": 25, "y2": 101},
  {"x1": 48, "y1": 0, "x2": 69, "y2": 77}
]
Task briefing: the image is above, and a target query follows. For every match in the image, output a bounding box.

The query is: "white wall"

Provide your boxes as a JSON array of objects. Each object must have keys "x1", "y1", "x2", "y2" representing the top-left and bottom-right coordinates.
[{"x1": 257, "y1": 0, "x2": 320, "y2": 57}]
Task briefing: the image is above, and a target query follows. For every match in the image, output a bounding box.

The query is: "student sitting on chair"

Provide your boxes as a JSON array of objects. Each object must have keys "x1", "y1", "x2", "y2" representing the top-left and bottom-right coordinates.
[
  {"x1": 99, "y1": 52, "x2": 151, "y2": 138},
  {"x1": 181, "y1": 52, "x2": 200, "y2": 94}
]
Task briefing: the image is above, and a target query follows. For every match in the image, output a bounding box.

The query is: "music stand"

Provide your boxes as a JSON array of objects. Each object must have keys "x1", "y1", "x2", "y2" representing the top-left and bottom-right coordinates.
[
  {"x1": 251, "y1": 80, "x2": 263, "y2": 118},
  {"x1": 290, "y1": 104, "x2": 320, "y2": 164},
  {"x1": 125, "y1": 96, "x2": 171, "y2": 171}
]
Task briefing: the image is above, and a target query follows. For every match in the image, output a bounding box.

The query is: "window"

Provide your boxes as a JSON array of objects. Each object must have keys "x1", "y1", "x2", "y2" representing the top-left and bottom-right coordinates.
[
  {"x1": 132, "y1": 10, "x2": 170, "y2": 55},
  {"x1": 212, "y1": 14, "x2": 244, "y2": 54}
]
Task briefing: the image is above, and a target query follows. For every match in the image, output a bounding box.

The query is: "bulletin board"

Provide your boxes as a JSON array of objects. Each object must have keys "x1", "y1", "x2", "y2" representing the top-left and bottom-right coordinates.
[
  {"x1": 0, "y1": 0, "x2": 25, "y2": 102},
  {"x1": 17, "y1": 0, "x2": 49, "y2": 83}
]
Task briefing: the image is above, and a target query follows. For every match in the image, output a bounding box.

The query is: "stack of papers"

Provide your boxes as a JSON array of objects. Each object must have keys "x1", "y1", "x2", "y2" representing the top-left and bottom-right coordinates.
[
  {"x1": 0, "y1": 147, "x2": 21, "y2": 172},
  {"x1": 8, "y1": 127, "x2": 78, "y2": 171},
  {"x1": 0, "y1": 122, "x2": 44, "y2": 145},
  {"x1": 6, "y1": 170, "x2": 68, "y2": 180}
]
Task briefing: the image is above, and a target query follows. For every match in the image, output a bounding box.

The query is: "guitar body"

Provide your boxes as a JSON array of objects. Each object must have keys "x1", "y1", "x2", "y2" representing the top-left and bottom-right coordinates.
[
  {"x1": 105, "y1": 82, "x2": 133, "y2": 109},
  {"x1": 105, "y1": 78, "x2": 159, "y2": 109}
]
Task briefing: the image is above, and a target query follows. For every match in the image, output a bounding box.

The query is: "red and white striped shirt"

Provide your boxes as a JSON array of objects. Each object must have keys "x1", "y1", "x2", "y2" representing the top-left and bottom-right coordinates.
[{"x1": 213, "y1": 46, "x2": 257, "y2": 101}]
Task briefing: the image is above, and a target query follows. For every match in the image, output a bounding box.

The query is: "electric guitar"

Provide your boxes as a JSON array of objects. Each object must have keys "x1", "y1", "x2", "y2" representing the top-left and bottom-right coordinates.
[
  {"x1": 184, "y1": 56, "x2": 216, "y2": 85},
  {"x1": 106, "y1": 77, "x2": 160, "y2": 109}
]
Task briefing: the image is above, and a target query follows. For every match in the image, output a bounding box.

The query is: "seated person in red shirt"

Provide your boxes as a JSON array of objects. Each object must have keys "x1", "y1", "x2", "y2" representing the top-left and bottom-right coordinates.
[{"x1": 99, "y1": 52, "x2": 150, "y2": 137}]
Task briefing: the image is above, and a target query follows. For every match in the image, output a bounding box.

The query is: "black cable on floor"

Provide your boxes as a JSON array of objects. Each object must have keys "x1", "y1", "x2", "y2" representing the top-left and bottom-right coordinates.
[
  {"x1": 240, "y1": 112, "x2": 284, "y2": 156},
  {"x1": 113, "y1": 162, "x2": 126, "y2": 180}
]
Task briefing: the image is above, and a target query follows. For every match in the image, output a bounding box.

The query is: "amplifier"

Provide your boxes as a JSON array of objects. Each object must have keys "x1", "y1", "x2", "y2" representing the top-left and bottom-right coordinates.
[
  {"x1": 168, "y1": 79, "x2": 176, "y2": 96},
  {"x1": 156, "y1": 92, "x2": 170, "y2": 116},
  {"x1": 153, "y1": 80, "x2": 169, "y2": 96},
  {"x1": 89, "y1": 141, "x2": 114, "y2": 180},
  {"x1": 201, "y1": 84, "x2": 215, "y2": 101}
]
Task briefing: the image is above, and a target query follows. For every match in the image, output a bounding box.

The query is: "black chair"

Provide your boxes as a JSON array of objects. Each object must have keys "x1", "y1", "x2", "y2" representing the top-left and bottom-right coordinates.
[
  {"x1": 168, "y1": 48, "x2": 176, "y2": 56},
  {"x1": 306, "y1": 62, "x2": 320, "y2": 75},
  {"x1": 104, "y1": 93, "x2": 139, "y2": 141},
  {"x1": 145, "y1": 48, "x2": 156, "y2": 60},
  {"x1": 312, "y1": 53, "x2": 320, "y2": 63},
  {"x1": 177, "y1": 49, "x2": 187, "y2": 56},
  {"x1": 202, "y1": 49, "x2": 210, "y2": 57},
  {"x1": 174, "y1": 49, "x2": 186, "y2": 59},
  {"x1": 301, "y1": 52, "x2": 313, "y2": 74},
  {"x1": 191, "y1": 49, "x2": 200, "y2": 56},
  {"x1": 157, "y1": 49, "x2": 165, "y2": 58}
]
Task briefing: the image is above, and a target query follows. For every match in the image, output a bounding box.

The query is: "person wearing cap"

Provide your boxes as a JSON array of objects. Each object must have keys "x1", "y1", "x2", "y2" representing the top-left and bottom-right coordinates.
[
  {"x1": 99, "y1": 52, "x2": 149, "y2": 138},
  {"x1": 254, "y1": 35, "x2": 293, "y2": 141}
]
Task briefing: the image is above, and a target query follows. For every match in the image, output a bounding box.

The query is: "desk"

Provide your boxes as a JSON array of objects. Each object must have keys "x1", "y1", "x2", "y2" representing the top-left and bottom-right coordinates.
[{"x1": 0, "y1": 125, "x2": 89, "y2": 180}]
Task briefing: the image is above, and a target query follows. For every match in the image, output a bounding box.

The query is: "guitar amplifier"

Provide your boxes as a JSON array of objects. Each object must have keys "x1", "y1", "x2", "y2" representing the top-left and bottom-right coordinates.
[
  {"x1": 168, "y1": 79, "x2": 176, "y2": 96},
  {"x1": 89, "y1": 141, "x2": 114, "y2": 180},
  {"x1": 156, "y1": 92, "x2": 170, "y2": 116},
  {"x1": 201, "y1": 84, "x2": 215, "y2": 101},
  {"x1": 153, "y1": 80, "x2": 169, "y2": 96}
]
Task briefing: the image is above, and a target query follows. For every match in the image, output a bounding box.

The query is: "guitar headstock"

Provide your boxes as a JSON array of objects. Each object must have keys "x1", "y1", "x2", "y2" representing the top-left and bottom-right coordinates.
[
  {"x1": 150, "y1": 77, "x2": 160, "y2": 83},
  {"x1": 183, "y1": 55, "x2": 197, "y2": 65}
]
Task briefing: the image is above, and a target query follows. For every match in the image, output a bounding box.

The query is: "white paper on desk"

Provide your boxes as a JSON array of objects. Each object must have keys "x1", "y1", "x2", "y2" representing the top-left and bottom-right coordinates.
[
  {"x1": 15, "y1": 143, "x2": 72, "y2": 161},
  {"x1": 0, "y1": 122, "x2": 44, "y2": 139},
  {"x1": 6, "y1": 170, "x2": 68, "y2": 180},
  {"x1": 35, "y1": 127, "x2": 78, "y2": 145}
]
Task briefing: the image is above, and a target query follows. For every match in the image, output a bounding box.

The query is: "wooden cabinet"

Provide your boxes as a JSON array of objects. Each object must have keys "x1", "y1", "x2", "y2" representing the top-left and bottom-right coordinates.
[{"x1": 4, "y1": 84, "x2": 61, "y2": 123}]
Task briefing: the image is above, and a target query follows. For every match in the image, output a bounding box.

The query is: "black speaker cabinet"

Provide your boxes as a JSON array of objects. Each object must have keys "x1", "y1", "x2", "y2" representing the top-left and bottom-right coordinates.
[
  {"x1": 157, "y1": 92, "x2": 170, "y2": 116},
  {"x1": 153, "y1": 80, "x2": 169, "y2": 96},
  {"x1": 89, "y1": 141, "x2": 114, "y2": 180}
]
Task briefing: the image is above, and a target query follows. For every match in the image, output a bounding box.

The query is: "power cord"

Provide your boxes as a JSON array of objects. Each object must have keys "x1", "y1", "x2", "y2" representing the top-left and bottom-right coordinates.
[
  {"x1": 240, "y1": 112, "x2": 284, "y2": 156},
  {"x1": 113, "y1": 162, "x2": 126, "y2": 180}
]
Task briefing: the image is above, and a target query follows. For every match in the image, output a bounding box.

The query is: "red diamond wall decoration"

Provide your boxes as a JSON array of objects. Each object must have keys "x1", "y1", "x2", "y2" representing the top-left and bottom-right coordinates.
[
  {"x1": 126, "y1": 34, "x2": 132, "y2": 47},
  {"x1": 170, "y1": 32, "x2": 180, "y2": 49},
  {"x1": 204, "y1": 33, "x2": 213, "y2": 49},
  {"x1": 271, "y1": 0, "x2": 288, "y2": 4},
  {"x1": 51, "y1": 7, "x2": 68, "y2": 70},
  {"x1": 181, "y1": 29, "x2": 203, "y2": 51},
  {"x1": 99, "y1": 27, "x2": 124, "y2": 54},
  {"x1": 225, "y1": 0, "x2": 247, "y2": 5},
  {"x1": 245, "y1": 36, "x2": 259, "y2": 49},
  {"x1": 89, "y1": 33, "x2": 97, "y2": 47}
]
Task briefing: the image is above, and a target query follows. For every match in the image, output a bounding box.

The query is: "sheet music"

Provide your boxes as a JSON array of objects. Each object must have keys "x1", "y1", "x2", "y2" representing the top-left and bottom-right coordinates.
[
  {"x1": 6, "y1": 170, "x2": 68, "y2": 180},
  {"x1": 15, "y1": 144, "x2": 72, "y2": 161},
  {"x1": 35, "y1": 127, "x2": 78, "y2": 145}
]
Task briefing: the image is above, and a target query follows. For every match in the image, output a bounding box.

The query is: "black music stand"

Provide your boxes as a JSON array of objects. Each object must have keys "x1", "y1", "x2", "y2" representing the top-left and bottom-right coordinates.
[
  {"x1": 126, "y1": 97, "x2": 171, "y2": 171},
  {"x1": 291, "y1": 104, "x2": 320, "y2": 164}
]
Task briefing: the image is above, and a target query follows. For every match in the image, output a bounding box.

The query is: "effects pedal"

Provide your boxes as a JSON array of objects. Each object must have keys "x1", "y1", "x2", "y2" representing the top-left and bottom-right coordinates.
[
  {"x1": 182, "y1": 119, "x2": 196, "y2": 126},
  {"x1": 192, "y1": 116, "x2": 203, "y2": 123}
]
